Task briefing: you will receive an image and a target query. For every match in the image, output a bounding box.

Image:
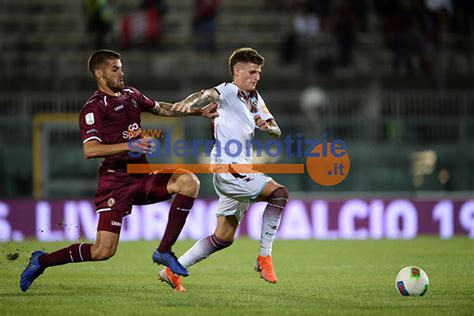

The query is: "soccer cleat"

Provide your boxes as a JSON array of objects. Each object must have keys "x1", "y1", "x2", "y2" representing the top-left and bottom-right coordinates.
[
  {"x1": 158, "y1": 267, "x2": 186, "y2": 292},
  {"x1": 256, "y1": 255, "x2": 278, "y2": 283},
  {"x1": 152, "y1": 249, "x2": 189, "y2": 276},
  {"x1": 20, "y1": 250, "x2": 46, "y2": 292}
]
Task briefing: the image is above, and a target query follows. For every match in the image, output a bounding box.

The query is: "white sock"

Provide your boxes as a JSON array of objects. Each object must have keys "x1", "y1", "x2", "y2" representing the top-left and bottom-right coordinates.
[
  {"x1": 259, "y1": 206, "x2": 283, "y2": 257},
  {"x1": 178, "y1": 234, "x2": 232, "y2": 268}
]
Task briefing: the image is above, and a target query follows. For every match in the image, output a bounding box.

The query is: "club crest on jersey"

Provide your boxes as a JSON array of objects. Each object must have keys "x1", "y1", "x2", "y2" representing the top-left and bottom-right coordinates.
[
  {"x1": 237, "y1": 90, "x2": 258, "y2": 113},
  {"x1": 131, "y1": 99, "x2": 138, "y2": 108}
]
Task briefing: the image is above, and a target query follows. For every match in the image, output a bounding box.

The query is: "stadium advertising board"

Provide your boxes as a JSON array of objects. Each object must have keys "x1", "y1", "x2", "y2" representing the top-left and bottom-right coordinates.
[{"x1": 0, "y1": 198, "x2": 472, "y2": 241}]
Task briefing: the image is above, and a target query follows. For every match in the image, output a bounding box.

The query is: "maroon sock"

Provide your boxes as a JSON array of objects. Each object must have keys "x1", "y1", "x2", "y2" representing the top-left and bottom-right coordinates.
[
  {"x1": 158, "y1": 194, "x2": 195, "y2": 253},
  {"x1": 38, "y1": 243, "x2": 93, "y2": 268}
]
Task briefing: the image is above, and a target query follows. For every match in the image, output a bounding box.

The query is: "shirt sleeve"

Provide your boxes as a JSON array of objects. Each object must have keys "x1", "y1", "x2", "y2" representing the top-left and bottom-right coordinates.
[
  {"x1": 79, "y1": 101, "x2": 105, "y2": 143},
  {"x1": 215, "y1": 82, "x2": 236, "y2": 106},
  {"x1": 256, "y1": 91, "x2": 274, "y2": 122},
  {"x1": 128, "y1": 87, "x2": 158, "y2": 112}
]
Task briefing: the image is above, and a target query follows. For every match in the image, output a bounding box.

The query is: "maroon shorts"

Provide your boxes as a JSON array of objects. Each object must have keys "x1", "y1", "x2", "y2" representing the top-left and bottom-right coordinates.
[
  {"x1": 97, "y1": 211, "x2": 125, "y2": 234},
  {"x1": 95, "y1": 169, "x2": 174, "y2": 232}
]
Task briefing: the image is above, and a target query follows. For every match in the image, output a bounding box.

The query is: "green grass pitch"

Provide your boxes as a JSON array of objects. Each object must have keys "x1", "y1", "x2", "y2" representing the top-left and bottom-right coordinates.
[{"x1": 1, "y1": 237, "x2": 473, "y2": 315}]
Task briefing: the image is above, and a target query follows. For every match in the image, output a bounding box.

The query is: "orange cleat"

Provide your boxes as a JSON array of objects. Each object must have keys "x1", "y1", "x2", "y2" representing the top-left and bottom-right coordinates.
[
  {"x1": 256, "y1": 255, "x2": 278, "y2": 284},
  {"x1": 158, "y1": 267, "x2": 186, "y2": 292}
]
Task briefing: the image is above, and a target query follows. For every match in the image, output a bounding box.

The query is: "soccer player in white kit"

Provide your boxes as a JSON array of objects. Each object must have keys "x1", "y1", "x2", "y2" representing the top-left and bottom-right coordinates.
[{"x1": 159, "y1": 48, "x2": 289, "y2": 291}]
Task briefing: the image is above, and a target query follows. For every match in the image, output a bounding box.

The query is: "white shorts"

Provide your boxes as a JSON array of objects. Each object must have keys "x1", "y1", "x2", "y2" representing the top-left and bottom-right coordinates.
[{"x1": 213, "y1": 171, "x2": 272, "y2": 222}]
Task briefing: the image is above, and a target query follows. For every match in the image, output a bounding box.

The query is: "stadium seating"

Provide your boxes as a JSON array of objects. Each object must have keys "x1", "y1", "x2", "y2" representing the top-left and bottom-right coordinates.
[{"x1": 0, "y1": 0, "x2": 473, "y2": 197}]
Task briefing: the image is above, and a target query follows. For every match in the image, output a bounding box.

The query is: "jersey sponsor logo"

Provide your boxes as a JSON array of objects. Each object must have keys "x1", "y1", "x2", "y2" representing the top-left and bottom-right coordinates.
[
  {"x1": 122, "y1": 122, "x2": 143, "y2": 139},
  {"x1": 131, "y1": 99, "x2": 138, "y2": 108},
  {"x1": 107, "y1": 198, "x2": 116, "y2": 207},
  {"x1": 86, "y1": 128, "x2": 99, "y2": 134},
  {"x1": 85, "y1": 113, "x2": 95, "y2": 125},
  {"x1": 114, "y1": 104, "x2": 124, "y2": 111}
]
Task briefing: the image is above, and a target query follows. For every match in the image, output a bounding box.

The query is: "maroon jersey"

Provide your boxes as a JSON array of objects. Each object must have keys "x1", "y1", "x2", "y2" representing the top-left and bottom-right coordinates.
[{"x1": 79, "y1": 86, "x2": 157, "y2": 174}]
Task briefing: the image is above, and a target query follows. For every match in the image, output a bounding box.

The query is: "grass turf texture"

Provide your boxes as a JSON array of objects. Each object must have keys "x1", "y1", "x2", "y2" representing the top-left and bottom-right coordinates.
[{"x1": 1, "y1": 237, "x2": 472, "y2": 315}]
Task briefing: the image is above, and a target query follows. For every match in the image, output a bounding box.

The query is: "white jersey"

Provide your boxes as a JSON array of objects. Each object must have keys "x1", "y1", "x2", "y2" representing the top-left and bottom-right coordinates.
[{"x1": 210, "y1": 82, "x2": 274, "y2": 164}]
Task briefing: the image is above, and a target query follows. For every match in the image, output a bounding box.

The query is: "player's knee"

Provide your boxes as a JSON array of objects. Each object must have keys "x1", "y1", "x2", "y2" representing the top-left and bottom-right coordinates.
[
  {"x1": 92, "y1": 244, "x2": 117, "y2": 261},
  {"x1": 95, "y1": 248, "x2": 116, "y2": 261},
  {"x1": 177, "y1": 171, "x2": 200, "y2": 195},
  {"x1": 267, "y1": 186, "x2": 289, "y2": 208}
]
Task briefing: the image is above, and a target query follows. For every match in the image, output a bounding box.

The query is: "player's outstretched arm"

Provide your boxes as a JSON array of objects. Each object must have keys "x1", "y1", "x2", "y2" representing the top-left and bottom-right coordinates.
[
  {"x1": 171, "y1": 88, "x2": 220, "y2": 113},
  {"x1": 83, "y1": 139, "x2": 154, "y2": 159},
  {"x1": 255, "y1": 115, "x2": 281, "y2": 138},
  {"x1": 153, "y1": 101, "x2": 218, "y2": 118}
]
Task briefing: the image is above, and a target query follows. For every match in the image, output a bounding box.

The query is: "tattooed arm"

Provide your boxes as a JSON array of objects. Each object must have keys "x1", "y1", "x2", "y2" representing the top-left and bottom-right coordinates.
[
  {"x1": 152, "y1": 101, "x2": 218, "y2": 118},
  {"x1": 171, "y1": 89, "x2": 220, "y2": 113}
]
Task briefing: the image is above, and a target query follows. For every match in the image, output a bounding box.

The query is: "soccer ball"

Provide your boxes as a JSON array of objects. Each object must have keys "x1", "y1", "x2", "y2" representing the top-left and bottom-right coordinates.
[{"x1": 395, "y1": 266, "x2": 429, "y2": 296}]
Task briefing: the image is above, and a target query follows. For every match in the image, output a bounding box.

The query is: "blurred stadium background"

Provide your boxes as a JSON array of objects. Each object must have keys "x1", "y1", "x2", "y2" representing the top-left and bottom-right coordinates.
[{"x1": 0, "y1": 0, "x2": 473, "y2": 241}]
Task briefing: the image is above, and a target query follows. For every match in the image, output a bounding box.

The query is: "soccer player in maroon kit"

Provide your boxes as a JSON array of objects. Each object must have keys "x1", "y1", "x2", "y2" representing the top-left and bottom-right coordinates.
[{"x1": 20, "y1": 49, "x2": 217, "y2": 292}]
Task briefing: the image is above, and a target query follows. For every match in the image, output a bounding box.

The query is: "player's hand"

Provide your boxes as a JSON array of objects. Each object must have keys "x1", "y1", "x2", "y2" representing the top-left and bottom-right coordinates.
[
  {"x1": 200, "y1": 102, "x2": 219, "y2": 118},
  {"x1": 129, "y1": 137, "x2": 157, "y2": 154},
  {"x1": 171, "y1": 102, "x2": 191, "y2": 113},
  {"x1": 254, "y1": 114, "x2": 269, "y2": 130}
]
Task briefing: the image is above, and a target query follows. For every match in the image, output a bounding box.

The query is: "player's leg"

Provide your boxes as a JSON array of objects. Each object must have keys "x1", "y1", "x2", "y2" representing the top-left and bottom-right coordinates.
[
  {"x1": 179, "y1": 215, "x2": 237, "y2": 268},
  {"x1": 149, "y1": 169, "x2": 200, "y2": 276},
  {"x1": 159, "y1": 191, "x2": 246, "y2": 292},
  {"x1": 159, "y1": 169, "x2": 200, "y2": 252},
  {"x1": 211, "y1": 171, "x2": 285, "y2": 283},
  {"x1": 90, "y1": 231, "x2": 120, "y2": 260},
  {"x1": 176, "y1": 194, "x2": 249, "y2": 271},
  {"x1": 159, "y1": 215, "x2": 237, "y2": 292},
  {"x1": 255, "y1": 180, "x2": 289, "y2": 283},
  {"x1": 19, "y1": 211, "x2": 123, "y2": 292}
]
